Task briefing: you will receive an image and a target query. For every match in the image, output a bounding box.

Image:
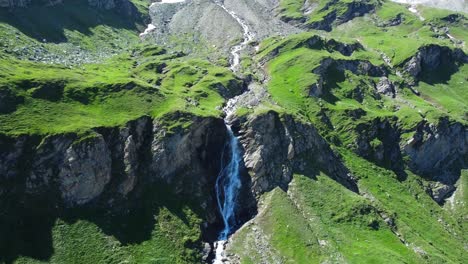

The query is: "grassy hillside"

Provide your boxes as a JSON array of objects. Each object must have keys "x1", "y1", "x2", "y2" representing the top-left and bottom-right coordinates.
[
  {"x1": 227, "y1": 1, "x2": 467, "y2": 263},
  {"x1": 0, "y1": 0, "x2": 466, "y2": 263},
  {"x1": 5, "y1": 183, "x2": 204, "y2": 264},
  {"x1": 0, "y1": 45, "x2": 242, "y2": 135}
]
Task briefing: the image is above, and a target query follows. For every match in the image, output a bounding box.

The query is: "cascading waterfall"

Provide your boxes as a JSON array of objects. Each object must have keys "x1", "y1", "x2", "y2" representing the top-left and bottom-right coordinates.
[
  {"x1": 212, "y1": 1, "x2": 254, "y2": 263},
  {"x1": 215, "y1": 126, "x2": 243, "y2": 241},
  {"x1": 212, "y1": 124, "x2": 243, "y2": 263}
]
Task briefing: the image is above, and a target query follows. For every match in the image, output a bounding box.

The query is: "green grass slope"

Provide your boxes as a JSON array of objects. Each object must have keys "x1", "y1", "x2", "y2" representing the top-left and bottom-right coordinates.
[
  {"x1": 227, "y1": 1, "x2": 467, "y2": 263},
  {"x1": 0, "y1": 45, "x2": 241, "y2": 135}
]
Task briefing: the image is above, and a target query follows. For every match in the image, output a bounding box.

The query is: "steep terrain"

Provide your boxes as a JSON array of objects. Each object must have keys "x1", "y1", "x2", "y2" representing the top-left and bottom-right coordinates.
[{"x1": 0, "y1": 0, "x2": 467, "y2": 263}]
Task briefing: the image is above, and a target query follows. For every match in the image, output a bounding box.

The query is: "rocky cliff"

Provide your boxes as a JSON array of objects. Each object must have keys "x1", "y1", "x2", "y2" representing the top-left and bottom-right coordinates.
[
  {"x1": 234, "y1": 111, "x2": 358, "y2": 195},
  {"x1": 0, "y1": 112, "x2": 227, "y2": 214}
]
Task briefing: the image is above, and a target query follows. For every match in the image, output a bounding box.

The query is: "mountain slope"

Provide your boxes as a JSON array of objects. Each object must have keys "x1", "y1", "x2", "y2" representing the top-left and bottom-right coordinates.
[{"x1": 0, "y1": 0, "x2": 466, "y2": 263}]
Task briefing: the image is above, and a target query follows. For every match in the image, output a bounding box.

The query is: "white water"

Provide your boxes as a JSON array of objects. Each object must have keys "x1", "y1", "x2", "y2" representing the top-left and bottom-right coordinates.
[
  {"x1": 212, "y1": 1, "x2": 255, "y2": 263},
  {"x1": 215, "y1": 0, "x2": 255, "y2": 71},
  {"x1": 213, "y1": 125, "x2": 243, "y2": 263},
  {"x1": 215, "y1": 125, "x2": 243, "y2": 240}
]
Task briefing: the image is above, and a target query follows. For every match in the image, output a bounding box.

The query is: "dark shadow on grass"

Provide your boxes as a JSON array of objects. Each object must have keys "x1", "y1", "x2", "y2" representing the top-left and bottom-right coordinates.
[
  {"x1": 0, "y1": 0, "x2": 141, "y2": 43},
  {"x1": 418, "y1": 59, "x2": 460, "y2": 85},
  {"x1": 0, "y1": 180, "x2": 205, "y2": 263}
]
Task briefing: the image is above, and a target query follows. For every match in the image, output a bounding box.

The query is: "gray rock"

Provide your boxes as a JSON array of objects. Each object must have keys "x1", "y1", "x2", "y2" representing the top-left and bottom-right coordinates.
[
  {"x1": 237, "y1": 111, "x2": 358, "y2": 195},
  {"x1": 429, "y1": 182, "x2": 455, "y2": 204},
  {"x1": 375, "y1": 77, "x2": 396, "y2": 97},
  {"x1": 403, "y1": 45, "x2": 468, "y2": 79},
  {"x1": 403, "y1": 118, "x2": 467, "y2": 183},
  {"x1": 354, "y1": 118, "x2": 403, "y2": 171},
  {"x1": 308, "y1": 58, "x2": 387, "y2": 97},
  {"x1": 58, "y1": 135, "x2": 112, "y2": 206}
]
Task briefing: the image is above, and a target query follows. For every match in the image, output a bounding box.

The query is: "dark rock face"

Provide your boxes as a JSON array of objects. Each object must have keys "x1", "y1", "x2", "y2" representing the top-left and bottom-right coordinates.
[
  {"x1": 307, "y1": 1, "x2": 376, "y2": 31},
  {"x1": 309, "y1": 58, "x2": 387, "y2": 97},
  {"x1": 378, "y1": 13, "x2": 402, "y2": 27},
  {"x1": 260, "y1": 35, "x2": 362, "y2": 65},
  {"x1": 354, "y1": 118, "x2": 403, "y2": 172},
  {"x1": 0, "y1": 87, "x2": 24, "y2": 114},
  {"x1": 403, "y1": 45, "x2": 468, "y2": 83},
  {"x1": 150, "y1": 114, "x2": 227, "y2": 199},
  {"x1": 403, "y1": 118, "x2": 467, "y2": 187},
  {"x1": 0, "y1": 113, "x2": 227, "y2": 209},
  {"x1": 235, "y1": 111, "x2": 358, "y2": 195}
]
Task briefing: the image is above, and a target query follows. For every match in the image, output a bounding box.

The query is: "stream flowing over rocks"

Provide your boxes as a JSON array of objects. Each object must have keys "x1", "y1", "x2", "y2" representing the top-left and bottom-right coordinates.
[{"x1": 143, "y1": 0, "x2": 300, "y2": 56}]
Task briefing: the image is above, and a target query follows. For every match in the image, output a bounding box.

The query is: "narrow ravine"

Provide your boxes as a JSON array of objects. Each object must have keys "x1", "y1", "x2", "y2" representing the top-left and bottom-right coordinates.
[{"x1": 213, "y1": 0, "x2": 255, "y2": 263}]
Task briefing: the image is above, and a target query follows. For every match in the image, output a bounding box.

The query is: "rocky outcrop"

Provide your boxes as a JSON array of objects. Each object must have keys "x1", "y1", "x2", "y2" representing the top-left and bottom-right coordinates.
[
  {"x1": 234, "y1": 111, "x2": 358, "y2": 196},
  {"x1": 375, "y1": 77, "x2": 396, "y2": 97},
  {"x1": 0, "y1": 113, "x2": 227, "y2": 209},
  {"x1": 309, "y1": 58, "x2": 387, "y2": 97},
  {"x1": 402, "y1": 45, "x2": 468, "y2": 82},
  {"x1": 57, "y1": 135, "x2": 112, "y2": 205},
  {"x1": 260, "y1": 35, "x2": 362, "y2": 65},
  {"x1": 402, "y1": 118, "x2": 467, "y2": 203},
  {"x1": 307, "y1": 0, "x2": 377, "y2": 31},
  {"x1": 354, "y1": 117, "x2": 403, "y2": 172},
  {"x1": 403, "y1": 118, "x2": 467, "y2": 183},
  {"x1": 150, "y1": 113, "x2": 227, "y2": 200}
]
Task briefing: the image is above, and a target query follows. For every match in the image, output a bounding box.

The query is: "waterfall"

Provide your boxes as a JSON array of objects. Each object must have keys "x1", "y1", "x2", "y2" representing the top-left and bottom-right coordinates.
[
  {"x1": 212, "y1": 1, "x2": 254, "y2": 262},
  {"x1": 215, "y1": 125, "x2": 243, "y2": 241}
]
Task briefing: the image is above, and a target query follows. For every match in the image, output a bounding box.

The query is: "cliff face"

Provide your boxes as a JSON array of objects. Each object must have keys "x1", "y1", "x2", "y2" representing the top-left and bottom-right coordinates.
[
  {"x1": 234, "y1": 111, "x2": 358, "y2": 195},
  {"x1": 0, "y1": 113, "x2": 227, "y2": 211}
]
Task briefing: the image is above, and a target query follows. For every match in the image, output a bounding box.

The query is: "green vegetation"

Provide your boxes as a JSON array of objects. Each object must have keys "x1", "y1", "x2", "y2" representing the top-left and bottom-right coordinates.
[
  {"x1": 0, "y1": 45, "x2": 241, "y2": 135},
  {"x1": 1, "y1": 0, "x2": 467, "y2": 263},
  {"x1": 8, "y1": 183, "x2": 204, "y2": 264},
  {"x1": 230, "y1": 173, "x2": 424, "y2": 263},
  {"x1": 259, "y1": 1, "x2": 467, "y2": 149},
  {"x1": 227, "y1": 2, "x2": 467, "y2": 263},
  {"x1": 278, "y1": 0, "x2": 380, "y2": 30}
]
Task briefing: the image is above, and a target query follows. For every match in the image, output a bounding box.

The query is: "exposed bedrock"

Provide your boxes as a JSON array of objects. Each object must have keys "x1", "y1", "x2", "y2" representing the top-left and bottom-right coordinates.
[
  {"x1": 306, "y1": 0, "x2": 377, "y2": 32},
  {"x1": 354, "y1": 117, "x2": 404, "y2": 173},
  {"x1": 309, "y1": 58, "x2": 391, "y2": 97},
  {"x1": 0, "y1": 113, "x2": 229, "y2": 210},
  {"x1": 403, "y1": 118, "x2": 467, "y2": 203},
  {"x1": 232, "y1": 110, "x2": 359, "y2": 196},
  {"x1": 145, "y1": 0, "x2": 301, "y2": 55},
  {"x1": 402, "y1": 44, "x2": 468, "y2": 84},
  {"x1": 353, "y1": 115, "x2": 467, "y2": 203}
]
